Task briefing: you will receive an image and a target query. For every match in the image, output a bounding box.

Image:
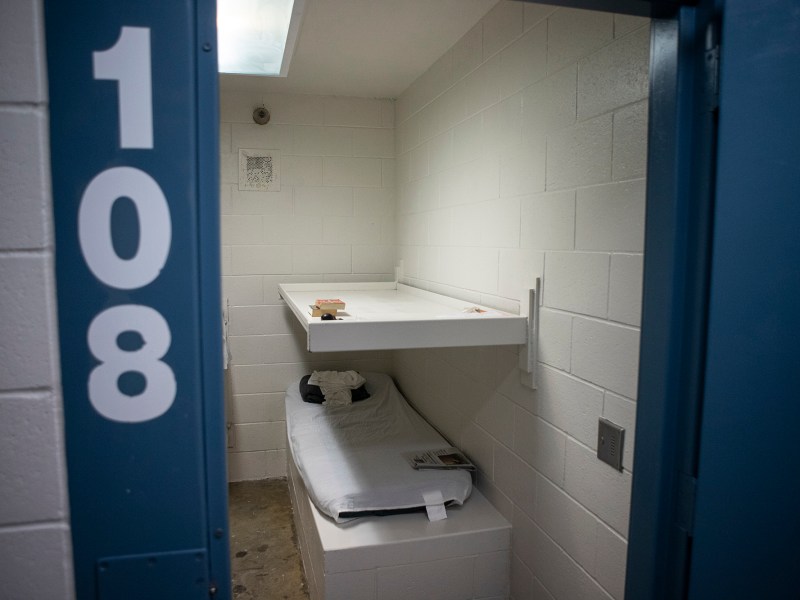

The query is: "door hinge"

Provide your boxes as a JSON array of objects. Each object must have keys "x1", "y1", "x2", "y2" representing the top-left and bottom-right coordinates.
[
  {"x1": 705, "y1": 23, "x2": 720, "y2": 112},
  {"x1": 677, "y1": 473, "x2": 697, "y2": 536},
  {"x1": 226, "y1": 421, "x2": 235, "y2": 449}
]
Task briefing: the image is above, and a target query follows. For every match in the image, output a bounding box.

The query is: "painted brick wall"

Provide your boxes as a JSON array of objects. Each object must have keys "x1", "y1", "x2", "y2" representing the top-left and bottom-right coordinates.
[
  {"x1": 392, "y1": 3, "x2": 649, "y2": 599},
  {"x1": 219, "y1": 91, "x2": 395, "y2": 480},
  {"x1": 0, "y1": 0, "x2": 75, "y2": 597}
]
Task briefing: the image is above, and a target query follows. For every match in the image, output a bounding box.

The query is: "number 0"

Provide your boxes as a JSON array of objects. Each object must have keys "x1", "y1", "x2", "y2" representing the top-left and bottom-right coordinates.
[{"x1": 79, "y1": 166, "x2": 171, "y2": 289}]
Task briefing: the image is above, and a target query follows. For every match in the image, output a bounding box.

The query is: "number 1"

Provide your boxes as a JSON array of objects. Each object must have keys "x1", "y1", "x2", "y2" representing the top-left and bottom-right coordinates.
[{"x1": 93, "y1": 26, "x2": 153, "y2": 149}]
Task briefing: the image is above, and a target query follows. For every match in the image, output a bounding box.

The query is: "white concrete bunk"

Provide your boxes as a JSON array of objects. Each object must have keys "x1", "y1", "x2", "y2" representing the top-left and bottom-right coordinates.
[
  {"x1": 279, "y1": 282, "x2": 525, "y2": 598},
  {"x1": 284, "y1": 372, "x2": 512, "y2": 599},
  {"x1": 288, "y1": 449, "x2": 511, "y2": 600},
  {"x1": 278, "y1": 281, "x2": 528, "y2": 352}
]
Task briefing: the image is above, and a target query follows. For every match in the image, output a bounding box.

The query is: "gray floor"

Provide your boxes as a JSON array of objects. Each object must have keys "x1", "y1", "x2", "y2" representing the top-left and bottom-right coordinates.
[{"x1": 229, "y1": 479, "x2": 310, "y2": 600}]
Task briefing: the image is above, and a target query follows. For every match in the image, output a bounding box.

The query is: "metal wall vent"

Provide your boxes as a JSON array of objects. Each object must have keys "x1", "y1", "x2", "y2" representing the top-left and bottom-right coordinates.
[
  {"x1": 597, "y1": 418, "x2": 625, "y2": 471},
  {"x1": 238, "y1": 148, "x2": 280, "y2": 192}
]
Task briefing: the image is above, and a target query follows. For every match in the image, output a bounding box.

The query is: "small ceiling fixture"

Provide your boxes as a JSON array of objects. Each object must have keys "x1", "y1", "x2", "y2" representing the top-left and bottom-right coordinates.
[{"x1": 217, "y1": 0, "x2": 306, "y2": 76}]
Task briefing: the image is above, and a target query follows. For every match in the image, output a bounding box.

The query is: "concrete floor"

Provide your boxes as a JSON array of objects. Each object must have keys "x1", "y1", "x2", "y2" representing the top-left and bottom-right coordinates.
[{"x1": 229, "y1": 479, "x2": 310, "y2": 600}]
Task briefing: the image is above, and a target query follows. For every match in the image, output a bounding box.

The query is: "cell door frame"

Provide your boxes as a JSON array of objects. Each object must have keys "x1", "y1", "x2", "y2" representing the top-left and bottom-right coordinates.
[
  {"x1": 519, "y1": 1, "x2": 720, "y2": 597},
  {"x1": 44, "y1": 0, "x2": 718, "y2": 596}
]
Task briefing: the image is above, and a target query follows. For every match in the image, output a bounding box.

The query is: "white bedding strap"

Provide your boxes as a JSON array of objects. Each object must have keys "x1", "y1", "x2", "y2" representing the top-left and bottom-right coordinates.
[{"x1": 423, "y1": 490, "x2": 447, "y2": 522}]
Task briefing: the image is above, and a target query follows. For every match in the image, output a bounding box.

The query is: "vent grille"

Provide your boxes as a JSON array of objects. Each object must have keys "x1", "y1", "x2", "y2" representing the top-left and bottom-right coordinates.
[
  {"x1": 597, "y1": 418, "x2": 625, "y2": 471},
  {"x1": 246, "y1": 155, "x2": 274, "y2": 188},
  {"x1": 238, "y1": 148, "x2": 280, "y2": 192}
]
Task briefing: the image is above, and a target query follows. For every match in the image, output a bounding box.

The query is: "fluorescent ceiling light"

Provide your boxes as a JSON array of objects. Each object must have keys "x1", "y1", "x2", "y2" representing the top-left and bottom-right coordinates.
[{"x1": 218, "y1": 0, "x2": 305, "y2": 76}]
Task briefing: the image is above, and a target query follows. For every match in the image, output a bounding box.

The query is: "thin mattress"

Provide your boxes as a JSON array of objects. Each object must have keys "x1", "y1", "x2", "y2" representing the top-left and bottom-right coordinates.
[{"x1": 285, "y1": 372, "x2": 472, "y2": 522}]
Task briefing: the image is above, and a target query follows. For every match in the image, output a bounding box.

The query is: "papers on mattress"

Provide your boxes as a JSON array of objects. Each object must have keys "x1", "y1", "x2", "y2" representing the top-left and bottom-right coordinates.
[
  {"x1": 403, "y1": 447, "x2": 475, "y2": 471},
  {"x1": 285, "y1": 372, "x2": 472, "y2": 523}
]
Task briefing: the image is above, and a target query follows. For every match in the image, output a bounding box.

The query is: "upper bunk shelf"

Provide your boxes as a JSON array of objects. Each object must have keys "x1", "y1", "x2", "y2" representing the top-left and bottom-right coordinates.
[{"x1": 278, "y1": 282, "x2": 528, "y2": 352}]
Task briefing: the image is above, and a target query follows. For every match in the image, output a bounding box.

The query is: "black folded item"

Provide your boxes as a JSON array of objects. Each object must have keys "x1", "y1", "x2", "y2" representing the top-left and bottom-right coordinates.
[{"x1": 299, "y1": 374, "x2": 370, "y2": 404}]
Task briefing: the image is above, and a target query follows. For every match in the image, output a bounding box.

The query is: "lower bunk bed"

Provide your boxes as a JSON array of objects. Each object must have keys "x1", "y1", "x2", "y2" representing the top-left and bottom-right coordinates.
[{"x1": 285, "y1": 372, "x2": 511, "y2": 600}]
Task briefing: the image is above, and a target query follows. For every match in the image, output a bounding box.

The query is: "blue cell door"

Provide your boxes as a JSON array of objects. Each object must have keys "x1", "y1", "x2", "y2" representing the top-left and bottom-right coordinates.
[
  {"x1": 687, "y1": 1, "x2": 800, "y2": 597},
  {"x1": 43, "y1": 1, "x2": 230, "y2": 598}
]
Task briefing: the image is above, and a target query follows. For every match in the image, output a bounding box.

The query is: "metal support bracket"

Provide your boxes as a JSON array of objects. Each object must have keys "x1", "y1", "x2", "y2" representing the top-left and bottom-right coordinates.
[{"x1": 519, "y1": 277, "x2": 541, "y2": 390}]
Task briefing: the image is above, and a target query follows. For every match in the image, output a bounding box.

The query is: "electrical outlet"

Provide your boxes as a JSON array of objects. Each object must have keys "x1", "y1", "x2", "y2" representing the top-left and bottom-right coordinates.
[{"x1": 597, "y1": 418, "x2": 625, "y2": 471}]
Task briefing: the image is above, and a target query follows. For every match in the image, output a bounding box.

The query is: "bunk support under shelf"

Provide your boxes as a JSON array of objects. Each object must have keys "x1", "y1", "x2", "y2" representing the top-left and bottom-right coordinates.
[{"x1": 519, "y1": 277, "x2": 541, "y2": 390}]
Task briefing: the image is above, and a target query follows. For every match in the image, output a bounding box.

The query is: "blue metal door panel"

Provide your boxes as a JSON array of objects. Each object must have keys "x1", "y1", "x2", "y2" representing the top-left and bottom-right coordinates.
[
  {"x1": 689, "y1": 1, "x2": 800, "y2": 597},
  {"x1": 97, "y1": 549, "x2": 208, "y2": 600},
  {"x1": 44, "y1": 1, "x2": 229, "y2": 598}
]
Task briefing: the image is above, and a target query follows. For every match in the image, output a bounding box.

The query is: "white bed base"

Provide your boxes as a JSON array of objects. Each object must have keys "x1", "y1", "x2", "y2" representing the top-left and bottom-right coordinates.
[{"x1": 288, "y1": 452, "x2": 512, "y2": 600}]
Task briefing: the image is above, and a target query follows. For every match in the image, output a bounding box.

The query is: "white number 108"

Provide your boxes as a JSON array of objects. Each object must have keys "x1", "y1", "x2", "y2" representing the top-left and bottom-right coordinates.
[{"x1": 80, "y1": 26, "x2": 176, "y2": 423}]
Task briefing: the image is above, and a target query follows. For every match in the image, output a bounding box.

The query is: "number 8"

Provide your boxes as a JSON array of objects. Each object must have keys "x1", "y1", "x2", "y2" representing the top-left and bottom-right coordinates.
[{"x1": 87, "y1": 304, "x2": 176, "y2": 423}]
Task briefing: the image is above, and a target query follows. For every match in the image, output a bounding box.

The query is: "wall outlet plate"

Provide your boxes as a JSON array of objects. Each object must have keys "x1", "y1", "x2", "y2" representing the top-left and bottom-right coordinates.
[{"x1": 597, "y1": 418, "x2": 625, "y2": 471}]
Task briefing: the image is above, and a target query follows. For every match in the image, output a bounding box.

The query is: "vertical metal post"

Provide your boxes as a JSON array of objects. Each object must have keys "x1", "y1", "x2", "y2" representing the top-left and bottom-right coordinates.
[{"x1": 626, "y1": 2, "x2": 721, "y2": 597}]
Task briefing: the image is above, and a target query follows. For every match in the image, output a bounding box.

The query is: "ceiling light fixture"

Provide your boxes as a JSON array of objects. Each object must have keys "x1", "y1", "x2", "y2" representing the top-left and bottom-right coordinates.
[{"x1": 217, "y1": 0, "x2": 305, "y2": 76}]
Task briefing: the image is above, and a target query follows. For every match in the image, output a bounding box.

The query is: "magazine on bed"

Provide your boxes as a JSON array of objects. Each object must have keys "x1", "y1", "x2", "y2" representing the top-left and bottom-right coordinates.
[{"x1": 403, "y1": 447, "x2": 476, "y2": 471}]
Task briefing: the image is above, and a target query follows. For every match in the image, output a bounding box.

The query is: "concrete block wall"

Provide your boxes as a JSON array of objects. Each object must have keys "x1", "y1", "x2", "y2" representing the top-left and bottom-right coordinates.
[
  {"x1": 392, "y1": 3, "x2": 649, "y2": 599},
  {"x1": 220, "y1": 91, "x2": 395, "y2": 480},
  {"x1": 0, "y1": 0, "x2": 75, "y2": 597}
]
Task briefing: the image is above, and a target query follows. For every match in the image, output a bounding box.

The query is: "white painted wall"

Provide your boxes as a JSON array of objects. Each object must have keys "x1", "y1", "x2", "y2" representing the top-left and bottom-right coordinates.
[
  {"x1": 392, "y1": 3, "x2": 649, "y2": 599},
  {"x1": 0, "y1": 0, "x2": 75, "y2": 597},
  {"x1": 219, "y1": 92, "x2": 395, "y2": 480}
]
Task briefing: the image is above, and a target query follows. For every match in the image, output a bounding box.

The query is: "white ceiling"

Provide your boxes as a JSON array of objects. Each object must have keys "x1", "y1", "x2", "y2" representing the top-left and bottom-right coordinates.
[{"x1": 219, "y1": 0, "x2": 499, "y2": 99}]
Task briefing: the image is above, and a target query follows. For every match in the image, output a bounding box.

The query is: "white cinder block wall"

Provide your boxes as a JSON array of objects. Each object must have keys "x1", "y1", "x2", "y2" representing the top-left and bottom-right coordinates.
[
  {"x1": 392, "y1": 3, "x2": 649, "y2": 599},
  {"x1": 0, "y1": 0, "x2": 75, "y2": 597},
  {"x1": 220, "y1": 92, "x2": 396, "y2": 480}
]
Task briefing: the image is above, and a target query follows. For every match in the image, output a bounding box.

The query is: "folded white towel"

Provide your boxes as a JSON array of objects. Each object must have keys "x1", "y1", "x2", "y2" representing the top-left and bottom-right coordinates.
[{"x1": 308, "y1": 370, "x2": 366, "y2": 407}]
